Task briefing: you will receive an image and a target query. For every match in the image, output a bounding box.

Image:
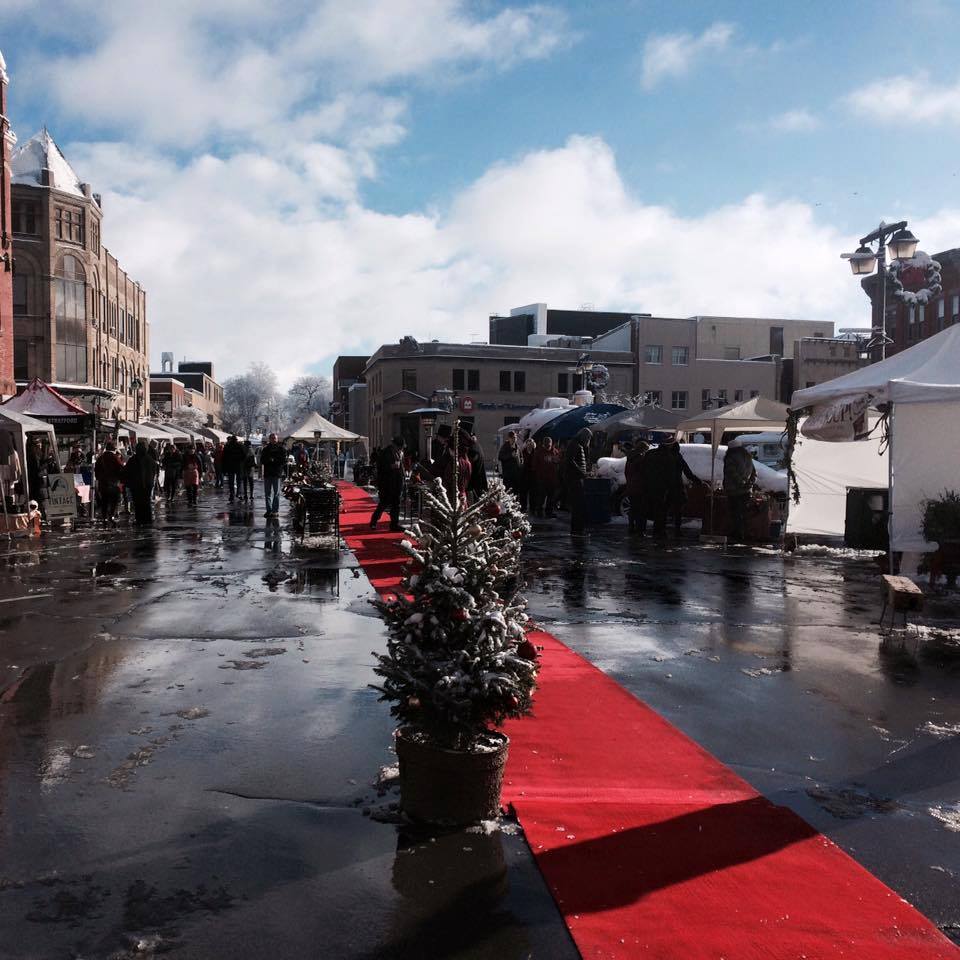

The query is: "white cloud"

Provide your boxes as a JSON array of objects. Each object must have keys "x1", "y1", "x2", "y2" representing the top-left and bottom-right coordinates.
[
  {"x1": 640, "y1": 22, "x2": 734, "y2": 90},
  {"x1": 769, "y1": 108, "x2": 820, "y2": 132},
  {"x1": 68, "y1": 134, "x2": 869, "y2": 387},
  {"x1": 845, "y1": 72, "x2": 960, "y2": 125}
]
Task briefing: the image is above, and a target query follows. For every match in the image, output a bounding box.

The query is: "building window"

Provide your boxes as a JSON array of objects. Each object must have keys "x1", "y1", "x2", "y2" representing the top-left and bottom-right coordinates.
[
  {"x1": 513, "y1": 371, "x2": 526, "y2": 392},
  {"x1": 572, "y1": 373, "x2": 584, "y2": 391},
  {"x1": 55, "y1": 206, "x2": 85, "y2": 245},
  {"x1": 724, "y1": 346, "x2": 741, "y2": 360},
  {"x1": 55, "y1": 254, "x2": 87, "y2": 383},
  {"x1": 14, "y1": 339, "x2": 28, "y2": 380},
  {"x1": 11, "y1": 200, "x2": 38, "y2": 235},
  {"x1": 938, "y1": 299, "x2": 946, "y2": 331},
  {"x1": 734, "y1": 389, "x2": 744, "y2": 402},
  {"x1": 671, "y1": 390, "x2": 687, "y2": 411},
  {"x1": 401, "y1": 369, "x2": 417, "y2": 392},
  {"x1": 467, "y1": 369, "x2": 479, "y2": 391},
  {"x1": 645, "y1": 345, "x2": 663, "y2": 365},
  {"x1": 717, "y1": 389, "x2": 728, "y2": 406},
  {"x1": 503, "y1": 416, "x2": 520, "y2": 426},
  {"x1": 908, "y1": 305, "x2": 916, "y2": 324},
  {"x1": 701, "y1": 389, "x2": 711, "y2": 409},
  {"x1": 671, "y1": 346, "x2": 689, "y2": 366},
  {"x1": 12, "y1": 273, "x2": 28, "y2": 314},
  {"x1": 558, "y1": 372, "x2": 569, "y2": 394},
  {"x1": 806, "y1": 381, "x2": 816, "y2": 388},
  {"x1": 452, "y1": 368, "x2": 465, "y2": 390},
  {"x1": 91, "y1": 219, "x2": 100, "y2": 255},
  {"x1": 646, "y1": 390, "x2": 662, "y2": 405},
  {"x1": 499, "y1": 370, "x2": 511, "y2": 392},
  {"x1": 918, "y1": 304, "x2": 925, "y2": 328},
  {"x1": 953, "y1": 295, "x2": 959, "y2": 323},
  {"x1": 769, "y1": 326, "x2": 784, "y2": 356},
  {"x1": 750, "y1": 390, "x2": 759, "y2": 398}
]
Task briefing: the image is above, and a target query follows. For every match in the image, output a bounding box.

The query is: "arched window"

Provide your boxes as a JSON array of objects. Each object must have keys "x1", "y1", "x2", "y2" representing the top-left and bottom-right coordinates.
[{"x1": 55, "y1": 254, "x2": 87, "y2": 383}]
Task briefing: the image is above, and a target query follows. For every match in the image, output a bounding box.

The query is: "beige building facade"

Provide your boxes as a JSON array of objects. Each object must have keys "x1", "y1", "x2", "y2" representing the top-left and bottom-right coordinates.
[
  {"x1": 692, "y1": 315, "x2": 833, "y2": 360},
  {"x1": 792, "y1": 337, "x2": 868, "y2": 393},
  {"x1": 10, "y1": 129, "x2": 149, "y2": 420},
  {"x1": 364, "y1": 340, "x2": 634, "y2": 456}
]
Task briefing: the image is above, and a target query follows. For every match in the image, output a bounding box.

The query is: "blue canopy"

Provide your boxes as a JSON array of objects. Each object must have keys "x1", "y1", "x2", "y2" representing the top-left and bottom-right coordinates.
[{"x1": 531, "y1": 403, "x2": 627, "y2": 442}]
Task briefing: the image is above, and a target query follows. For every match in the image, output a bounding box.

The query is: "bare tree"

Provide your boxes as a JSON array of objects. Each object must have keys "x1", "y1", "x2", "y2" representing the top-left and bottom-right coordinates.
[
  {"x1": 286, "y1": 374, "x2": 331, "y2": 421},
  {"x1": 170, "y1": 406, "x2": 208, "y2": 431},
  {"x1": 223, "y1": 362, "x2": 281, "y2": 435}
]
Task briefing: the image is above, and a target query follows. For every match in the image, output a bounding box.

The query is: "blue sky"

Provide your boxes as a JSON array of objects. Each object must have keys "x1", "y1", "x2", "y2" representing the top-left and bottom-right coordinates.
[{"x1": 2, "y1": 0, "x2": 959, "y2": 382}]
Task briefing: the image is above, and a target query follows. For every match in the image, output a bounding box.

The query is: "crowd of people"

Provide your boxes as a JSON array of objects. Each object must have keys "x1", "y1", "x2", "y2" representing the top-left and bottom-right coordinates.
[
  {"x1": 368, "y1": 423, "x2": 760, "y2": 542},
  {"x1": 88, "y1": 432, "x2": 291, "y2": 526}
]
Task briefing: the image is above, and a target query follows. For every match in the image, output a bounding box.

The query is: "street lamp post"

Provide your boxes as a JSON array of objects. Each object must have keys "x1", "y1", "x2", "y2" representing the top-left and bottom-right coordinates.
[{"x1": 841, "y1": 221, "x2": 919, "y2": 361}]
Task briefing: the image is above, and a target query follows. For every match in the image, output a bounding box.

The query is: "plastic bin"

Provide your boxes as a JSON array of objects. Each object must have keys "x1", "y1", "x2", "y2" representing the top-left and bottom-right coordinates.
[{"x1": 584, "y1": 477, "x2": 612, "y2": 525}]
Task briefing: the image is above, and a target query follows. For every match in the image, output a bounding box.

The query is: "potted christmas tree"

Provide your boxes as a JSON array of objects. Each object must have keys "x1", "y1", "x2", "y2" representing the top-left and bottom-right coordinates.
[{"x1": 372, "y1": 471, "x2": 539, "y2": 825}]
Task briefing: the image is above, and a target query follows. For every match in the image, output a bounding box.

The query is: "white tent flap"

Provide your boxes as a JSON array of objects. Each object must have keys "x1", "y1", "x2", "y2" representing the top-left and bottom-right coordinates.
[
  {"x1": 890, "y1": 401, "x2": 960, "y2": 552},
  {"x1": 787, "y1": 415, "x2": 888, "y2": 539}
]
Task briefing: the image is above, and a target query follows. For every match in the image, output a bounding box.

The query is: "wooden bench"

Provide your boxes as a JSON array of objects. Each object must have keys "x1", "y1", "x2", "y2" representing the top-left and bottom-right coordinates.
[{"x1": 880, "y1": 574, "x2": 924, "y2": 628}]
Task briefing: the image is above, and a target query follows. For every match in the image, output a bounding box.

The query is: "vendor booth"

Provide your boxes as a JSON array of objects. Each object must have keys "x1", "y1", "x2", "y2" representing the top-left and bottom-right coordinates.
[
  {"x1": 3, "y1": 378, "x2": 94, "y2": 459},
  {"x1": 678, "y1": 396, "x2": 789, "y2": 446},
  {"x1": 283, "y1": 411, "x2": 362, "y2": 477},
  {"x1": 791, "y1": 324, "x2": 960, "y2": 555}
]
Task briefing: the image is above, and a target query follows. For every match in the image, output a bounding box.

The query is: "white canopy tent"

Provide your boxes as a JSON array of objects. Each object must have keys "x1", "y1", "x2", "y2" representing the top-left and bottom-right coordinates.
[
  {"x1": 791, "y1": 324, "x2": 960, "y2": 552},
  {"x1": 678, "y1": 397, "x2": 790, "y2": 442},
  {"x1": 0, "y1": 408, "x2": 59, "y2": 501},
  {"x1": 283, "y1": 411, "x2": 360, "y2": 443}
]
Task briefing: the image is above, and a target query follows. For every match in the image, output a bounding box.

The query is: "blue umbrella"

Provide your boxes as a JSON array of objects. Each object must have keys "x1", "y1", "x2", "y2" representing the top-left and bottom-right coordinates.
[{"x1": 531, "y1": 403, "x2": 627, "y2": 442}]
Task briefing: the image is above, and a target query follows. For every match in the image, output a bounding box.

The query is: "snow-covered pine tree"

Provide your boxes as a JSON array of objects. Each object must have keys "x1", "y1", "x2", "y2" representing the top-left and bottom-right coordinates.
[{"x1": 372, "y1": 474, "x2": 538, "y2": 750}]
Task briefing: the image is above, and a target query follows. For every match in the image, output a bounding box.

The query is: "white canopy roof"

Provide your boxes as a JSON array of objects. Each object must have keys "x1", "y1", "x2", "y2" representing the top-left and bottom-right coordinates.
[
  {"x1": 678, "y1": 396, "x2": 789, "y2": 436},
  {"x1": 284, "y1": 411, "x2": 360, "y2": 442},
  {"x1": 792, "y1": 324, "x2": 960, "y2": 408}
]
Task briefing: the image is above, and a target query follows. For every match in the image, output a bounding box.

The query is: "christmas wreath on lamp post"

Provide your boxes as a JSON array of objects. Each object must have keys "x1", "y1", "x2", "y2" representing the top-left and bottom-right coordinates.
[{"x1": 371, "y1": 456, "x2": 538, "y2": 825}]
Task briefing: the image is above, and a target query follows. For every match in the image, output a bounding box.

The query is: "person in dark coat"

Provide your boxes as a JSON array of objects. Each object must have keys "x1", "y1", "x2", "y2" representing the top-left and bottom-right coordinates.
[
  {"x1": 124, "y1": 441, "x2": 155, "y2": 525},
  {"x1": 370, "y1": 437, "x2": 405, "y2": 531},
  {"x1": 561, "y1": 427, "x2": 591, "y2": 535},
  {"x1": 260, "y1": 433, "x2": 286, "y2": 517},
  {"x1": 161, "y1": 443, "x2": 182, "y2": 503},
  {"x1": 95, "y1": 441, "x2": 125, "y2": 522},
  {"x1": 723, "y1": 445, "x2": 757, "y2": 543},
  {"x1": 623, "y1": 440, "x2": 650, "y2": 535},
  {"x1": 497, "y1": 431, "x2": 523, "y2": 496},
  {"x1": 221, "y1": 436, "x2": 246, "y2": 503},
  {"x1": 643, "y1": 437, "x2": 703, "y2": 538},
  {"x1": 466, "y1": 431, "x2": 488, "y2": 501}
]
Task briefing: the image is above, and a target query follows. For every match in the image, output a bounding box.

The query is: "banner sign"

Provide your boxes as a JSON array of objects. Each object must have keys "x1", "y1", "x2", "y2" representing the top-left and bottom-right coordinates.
[
  {"x1": 801, "y1": 394, "x2": 872, "y2": 442},
  {"x1": 45, "y1": 473, "x2": 78, "y2": 518},
  {"x1": 42, "y1": 413, "x2": 95, "y2": 434}
]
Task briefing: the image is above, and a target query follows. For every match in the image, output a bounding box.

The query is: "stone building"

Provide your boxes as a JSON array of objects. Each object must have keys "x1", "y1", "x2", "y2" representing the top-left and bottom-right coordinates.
[
  {"x1": 363, "y1": 338, "x2": 634, "y2": 455},
  {"x1": 790, "y1": 337, "x2": 868, "y2": 393},
  {"x1": 331, "y1": 355, "x2": 368, "y2": 431},
  {"x1": 10, "y1": 129, "x2": 149, "y2": 420},
  {"x1": 0, "y1": 50, "x2": 16, "y2": 398}
]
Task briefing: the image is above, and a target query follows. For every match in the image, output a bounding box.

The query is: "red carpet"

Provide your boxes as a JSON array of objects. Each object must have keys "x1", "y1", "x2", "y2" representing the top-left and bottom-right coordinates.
[{"x1": 338, "y1": 483, "x2": 957, "y2": 959}]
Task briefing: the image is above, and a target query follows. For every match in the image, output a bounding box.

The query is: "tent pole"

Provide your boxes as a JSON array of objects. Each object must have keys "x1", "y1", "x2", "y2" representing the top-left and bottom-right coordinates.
[{"x1": 887, "y1": 403, "x2": 894, "y2": 574}]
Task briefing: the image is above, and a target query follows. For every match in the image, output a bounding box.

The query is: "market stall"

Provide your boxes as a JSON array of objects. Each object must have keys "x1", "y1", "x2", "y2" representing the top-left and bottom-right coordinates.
[
  {"x1": 791, "y1": 324, "x2": 960, "y2": 555},
  {"x1": 283, "y1": 411, "x2": 362, "y2": 477},
  {"x1": 3, "y1": 378, "x2": 94, "y2": 460}
]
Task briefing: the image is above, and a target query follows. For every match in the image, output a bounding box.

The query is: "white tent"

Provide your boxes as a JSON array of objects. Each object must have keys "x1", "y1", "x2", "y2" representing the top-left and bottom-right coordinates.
[
  {"x1": 791, "y1": 324, "x2": 960, "y2": 552},
  {"x1": 0, "y1": 408, "x2": 59, "y2": 501},
  {"x1": 786, "y1": 413, "x2": 888, "y2": 539},
  {"x1": 678, "y1": 396, "x2": 790, "y2": 440},
  {"x1": 284, "y1": 411, "x2": 360, "y2": 443}
]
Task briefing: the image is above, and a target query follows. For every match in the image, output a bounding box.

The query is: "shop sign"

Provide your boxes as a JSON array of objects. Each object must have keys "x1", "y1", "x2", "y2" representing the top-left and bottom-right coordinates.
[{"x1": 45, "y1": 474, "x2": 77, "y2": 518}]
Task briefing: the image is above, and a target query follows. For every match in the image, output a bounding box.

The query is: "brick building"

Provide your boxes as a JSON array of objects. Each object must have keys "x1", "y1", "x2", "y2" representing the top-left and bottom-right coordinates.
[
  {"x1": 0, "y1": 50, "x2": 16, "y2": 398},
  {"x1": 149, "y1": 359, "x2": 223, "y2": 426},
  {"x1": 331, "y1": 355, "x2": 368, "y2": 431},
  {"x1": 10, "y1": 128, "x2": 149, "y2": 419},
  {"x1": 863, "y1": 247, "x2": 960, "y2": 358}
]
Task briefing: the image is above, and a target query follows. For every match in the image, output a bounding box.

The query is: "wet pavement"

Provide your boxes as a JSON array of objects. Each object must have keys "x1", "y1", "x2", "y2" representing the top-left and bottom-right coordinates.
[
  {"x1": 522, "y1": 517, "x2": 960, "y2": 945},
  {"x1": 0, "y1": 495, "x2": 577, "y2": 960}
]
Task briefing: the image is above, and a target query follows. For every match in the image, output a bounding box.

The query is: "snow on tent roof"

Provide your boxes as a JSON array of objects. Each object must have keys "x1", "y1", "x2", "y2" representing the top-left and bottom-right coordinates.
[
  {"x1": 284, "y1": 411, "x2": 360, "y2": 441},
  {"x1": 2, "y1": 378, "x2": 87, "y2": 415},
  {"x1": 11, "y1": 129, "x2": 86, "y2": 198},
  {"x1": 791, "y1": 323, "x2": 960, "y2": 408}
]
